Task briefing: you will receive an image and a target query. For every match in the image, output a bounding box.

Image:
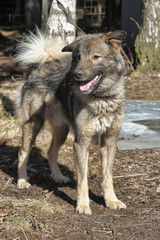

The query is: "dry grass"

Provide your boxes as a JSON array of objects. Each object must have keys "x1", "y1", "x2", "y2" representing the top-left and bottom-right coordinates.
[
  {"x1": 0, "y1": 103, "x2": 21, "y2": 144},
  {"x1": 125, "y1": 71, "x2": 160, "y2": 101},
  {"x1": 0, "y1": 195, "x2": 66, "y2": 237}
]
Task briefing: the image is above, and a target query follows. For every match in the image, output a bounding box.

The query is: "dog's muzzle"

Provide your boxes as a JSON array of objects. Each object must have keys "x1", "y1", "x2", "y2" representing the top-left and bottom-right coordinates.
[{"x1": 74, "y1": 70, "x2": 103, "y2": 94}]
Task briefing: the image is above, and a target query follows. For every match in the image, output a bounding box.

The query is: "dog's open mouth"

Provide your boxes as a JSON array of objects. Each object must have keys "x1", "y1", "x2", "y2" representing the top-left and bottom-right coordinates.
[{"x1": 79, "y1": 74, "x2": 102, "y2": 93}]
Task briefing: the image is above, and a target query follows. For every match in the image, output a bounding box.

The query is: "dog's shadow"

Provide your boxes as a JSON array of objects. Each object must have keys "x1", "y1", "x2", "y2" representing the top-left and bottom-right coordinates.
[
  {"x1": 0, "y1": 144, "x2": 76, "y2": 205},
  {"x1": 0, "y1": 144, "x2": 105, "y2": 208}
]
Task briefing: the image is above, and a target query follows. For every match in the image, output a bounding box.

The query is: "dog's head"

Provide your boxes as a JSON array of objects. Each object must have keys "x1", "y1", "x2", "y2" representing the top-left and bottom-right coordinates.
[{"x1": 62, "y1": 31, "x2": 127, "y2": 96}]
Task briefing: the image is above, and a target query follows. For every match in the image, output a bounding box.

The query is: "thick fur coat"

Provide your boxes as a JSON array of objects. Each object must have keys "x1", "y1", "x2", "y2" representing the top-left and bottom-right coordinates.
[{"x1": 15, "y1": 29, "x2": 127, "y2": 215}]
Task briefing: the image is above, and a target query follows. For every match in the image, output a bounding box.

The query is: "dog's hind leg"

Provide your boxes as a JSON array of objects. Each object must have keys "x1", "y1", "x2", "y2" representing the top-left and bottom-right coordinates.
[
  {"x1": 18, "y1": 120, "x2": 42, "y2": 189},
  {"x1": 48, "y1": 122, "x2": 70, "y2": 184},
  {"x1": 101, "y1": 135, "x2": 126, "y2": 210}
]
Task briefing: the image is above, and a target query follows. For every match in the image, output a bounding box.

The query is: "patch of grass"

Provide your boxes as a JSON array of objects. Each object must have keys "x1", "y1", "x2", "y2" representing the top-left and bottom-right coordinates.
[
  {"x1": 0, "y1": 103, "x2": 20, "y2": 142},
  {"x1": 0, "y1": 196, "x2": 64, "y2": 236}
]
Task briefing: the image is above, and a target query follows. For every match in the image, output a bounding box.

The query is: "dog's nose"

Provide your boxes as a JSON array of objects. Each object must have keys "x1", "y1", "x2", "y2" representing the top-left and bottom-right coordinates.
[{"x1": 74, "y1": 69, "x2": 83, "y2": 79}]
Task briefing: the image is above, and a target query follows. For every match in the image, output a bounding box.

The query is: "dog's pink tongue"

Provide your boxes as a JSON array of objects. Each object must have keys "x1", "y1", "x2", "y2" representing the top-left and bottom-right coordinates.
[
  {"x1": 80, "y1": 75, "x2": 98, "y2": 92},
  {"x1": 80, "y1": 81, "x2": 92, "y2": 92}
]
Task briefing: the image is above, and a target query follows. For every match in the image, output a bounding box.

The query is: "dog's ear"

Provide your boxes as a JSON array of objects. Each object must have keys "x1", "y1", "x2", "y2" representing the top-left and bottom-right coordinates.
[
  {"x1": 62, "y1": 35, "x2": 87, "y2": 52},
  {"x1": 102, "y1": 31, "x2": 127, "y2": 49},
  {"x1": 62, "y1": 44, "x2": 73, "y2": 52}
]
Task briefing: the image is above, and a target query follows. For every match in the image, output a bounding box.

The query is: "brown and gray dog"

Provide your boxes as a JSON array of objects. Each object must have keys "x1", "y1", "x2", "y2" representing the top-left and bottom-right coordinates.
[{"x1": 15, "y1": 29, "x2": 127, "y2": 215}]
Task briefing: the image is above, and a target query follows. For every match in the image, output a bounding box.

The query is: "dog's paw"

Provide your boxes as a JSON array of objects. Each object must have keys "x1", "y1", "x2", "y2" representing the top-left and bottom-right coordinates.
[
  {"x1": 106, "y1": 200, "x2": 126, "y2": 210},
  {"x1": 17, "y1": 179, "x2": 31, "y2": 189},
  {"x1": 76, "y1": 205, "x2": 92, "y2": 215},
  {"x1": 51, "y1": 174, "x2": 71, "y2": 184}
]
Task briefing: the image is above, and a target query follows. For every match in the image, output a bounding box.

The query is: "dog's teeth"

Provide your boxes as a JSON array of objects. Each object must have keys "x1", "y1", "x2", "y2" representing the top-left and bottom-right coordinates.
[
  {"x1": 80, "y1": 75, "x2": 100, "y2": 92},
  {"x1": 92, "y1": 75, "x2": 98, "y2": 83}
]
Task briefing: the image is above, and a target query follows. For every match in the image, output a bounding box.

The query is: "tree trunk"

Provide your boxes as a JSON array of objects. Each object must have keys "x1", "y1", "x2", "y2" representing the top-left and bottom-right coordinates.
[
  {"x1": 135, "y1": 0, "x2": 160, "y2": 71},
  {"x1": 46, "y1": 0, "x2": 76, "y2": 44}
]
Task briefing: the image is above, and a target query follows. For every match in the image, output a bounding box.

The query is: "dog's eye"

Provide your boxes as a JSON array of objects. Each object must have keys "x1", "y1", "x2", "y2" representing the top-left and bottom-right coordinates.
[{"x1": 93, "y1": 55, "x2": 101, "y2": 60}]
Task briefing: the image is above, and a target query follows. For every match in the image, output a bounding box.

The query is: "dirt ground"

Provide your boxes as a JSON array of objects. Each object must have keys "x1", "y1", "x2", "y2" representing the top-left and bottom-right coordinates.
[{"x1": 0, "y1": 31, "x2": 160, "y2": 240}]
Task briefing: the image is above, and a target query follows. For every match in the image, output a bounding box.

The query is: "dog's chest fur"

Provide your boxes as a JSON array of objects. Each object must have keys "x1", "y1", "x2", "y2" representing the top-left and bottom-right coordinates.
[
  {"x1": 76, "y1": 97, "x2": 123, "y2": 138},
  {"x1": 91, "y1": 100, "x2": 114, "y2": 135}
]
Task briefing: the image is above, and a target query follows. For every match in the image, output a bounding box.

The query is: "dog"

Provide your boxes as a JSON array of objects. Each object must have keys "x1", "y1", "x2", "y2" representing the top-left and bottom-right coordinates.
[{"x1": 15, "y1": 29, "x2": 127, "y2": 215}]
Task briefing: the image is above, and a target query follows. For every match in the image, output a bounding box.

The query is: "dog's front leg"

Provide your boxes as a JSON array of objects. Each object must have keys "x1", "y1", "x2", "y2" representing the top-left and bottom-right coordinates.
[
  {"x1": 101, "y1": 135, "x2": 126, "y2": 210},
  {"x1": 74, "y1": 142, "x2": 91, "y2": 215}
]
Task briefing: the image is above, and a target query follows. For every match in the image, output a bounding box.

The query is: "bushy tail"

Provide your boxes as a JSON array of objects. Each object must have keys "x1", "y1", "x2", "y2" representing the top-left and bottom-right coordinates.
[{"x1": 15, "y1": 28, "x2": 67, "y2": 65}]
